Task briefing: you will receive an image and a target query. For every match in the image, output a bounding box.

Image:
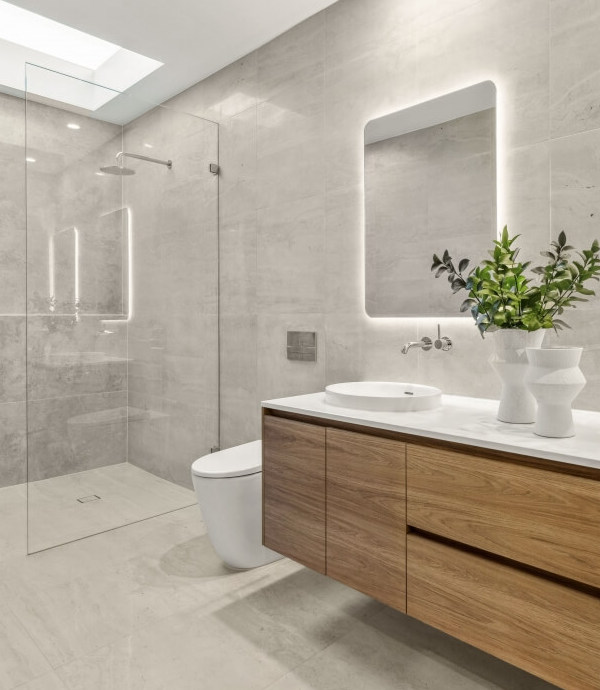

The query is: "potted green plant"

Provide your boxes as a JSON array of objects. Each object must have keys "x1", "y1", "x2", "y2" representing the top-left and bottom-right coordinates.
[{"x1": 431, "y1": 228, "x2": 600, "y2": 423}]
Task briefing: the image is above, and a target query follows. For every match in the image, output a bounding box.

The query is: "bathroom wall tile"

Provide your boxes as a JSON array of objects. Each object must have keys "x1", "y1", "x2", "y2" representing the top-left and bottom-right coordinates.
[
  {"x1": 219, "y1": 107, "x2": 258, "y2": 221},
  {"x1": 0, "y1": 605, "x2": 51, "y2": 690},
  {"x1": 256, "y1": 194, "x2": 327, "y2": 314},
  {"x1": 256, "y1": 12, "x2": 325, "y2": 104},
  {"x1": 359, "y1": 318, "x2": 424, "y2": 383},
  {"x1": 550, "y1": 0, "x2": 600, "y2": 138},
  {"x1": 256, "y1": 75, "x2": 325, "y2": 209},
  {"x1": 495, "y1": 0, "x2": 550, "y2": 149},
  {"x1": 325, "y1": 0, "x2": 417, "y2": 67},
  {"x1": 503, "y1": 142, "x2": 551, "y2": 262},
  {"x1": 167, "y1": 53, "x2": 258, "y2": 122},
  {"x1": 416, "y1": 318, "x2": 500, "y2": 400},
  {"x1": 26, "y1": 391, "x2": 128, "y2": 482},
  {"x1": 256, "y1": 313, "x2": 326, "y2": 403},
  {"x1": 324, "y1": 43, "x2": 417, "y2": 194},
  {"x1": 0, "y1": 402, "x2": 27, "y2": 489},
  {"x1": 325, "y1": 314, "x2": 426, "y2": 386},
  {"x1": 220, "y1": 314, "x2": 260, "y2": 448},
  {"x1": 415, "y1": 1, "x2": 498, "y2": 104},
  {"x1": 324, "y1": 186, "x2": 364, "y2": 315},
  {"x1": 128, "y1": 393, "x2": 218, "y2": 488},
  {"x1": 0, "y1": 106, "x2": 25, "y2": 315},
  {"x1": 219, "y1": 212, "x2": 257, "y2": 315},
  {"x1": 0, "y1": 317, "x2": 25, "y2": 403},
  {"x1": 551, "y1": 128, "x2": 600, "y2": 265}
]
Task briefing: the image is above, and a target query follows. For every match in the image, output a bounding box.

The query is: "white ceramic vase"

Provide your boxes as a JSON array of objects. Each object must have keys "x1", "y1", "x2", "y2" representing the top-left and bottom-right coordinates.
[
  {"x1": 525, "y1": 347, "x2": 586, "y2": 438},
  {"x1": 489, "y1": 329, "x2": 545, "y2": 423}
]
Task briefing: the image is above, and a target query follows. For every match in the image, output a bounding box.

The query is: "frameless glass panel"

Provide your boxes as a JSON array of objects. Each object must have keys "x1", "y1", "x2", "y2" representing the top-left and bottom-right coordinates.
[{"x1": 25, "y1": 64, "x2": 219, "y2": 553}]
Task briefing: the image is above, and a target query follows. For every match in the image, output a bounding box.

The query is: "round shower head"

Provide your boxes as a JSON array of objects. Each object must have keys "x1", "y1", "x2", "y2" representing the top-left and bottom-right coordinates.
[{"x1": 99, "y1": 165, "x2": 135, "y2": 176}]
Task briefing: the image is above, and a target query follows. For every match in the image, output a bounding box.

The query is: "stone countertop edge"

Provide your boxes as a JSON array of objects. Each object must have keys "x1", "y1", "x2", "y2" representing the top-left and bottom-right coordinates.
[{"x1": 261, "y1": 393, "x2": 600, "y2": 471}]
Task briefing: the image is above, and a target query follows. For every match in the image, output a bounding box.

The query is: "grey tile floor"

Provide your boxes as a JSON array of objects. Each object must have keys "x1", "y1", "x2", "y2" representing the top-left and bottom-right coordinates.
[
  {"x1": 0, "y1": 480, "x2": 559, "y2": 690},
  {"x1": 27, "y1": 463, "x2": 196, "y2": 552}
]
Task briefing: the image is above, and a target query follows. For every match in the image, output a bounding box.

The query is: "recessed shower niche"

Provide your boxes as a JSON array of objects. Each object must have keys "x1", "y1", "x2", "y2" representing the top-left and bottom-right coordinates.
[
  {"x1": 364, "y1": 81, "x2": 497, "y2": 317},
  {"x1": 25, "y1": 64, "x2": 219, "y2": 552}
]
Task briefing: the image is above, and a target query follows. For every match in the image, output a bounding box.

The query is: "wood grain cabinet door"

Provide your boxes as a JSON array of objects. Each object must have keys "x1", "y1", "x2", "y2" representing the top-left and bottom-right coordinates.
[
  {"x1": 326, "y1": 428, "x2": 406, "y2": 612},
  {"x1": 407, "y1": 443, "x2": 600, "y2": 588},
  {"x1": 263, "y1": 415, "x2": 326, "y2": 573},
  {"x1": 407, "y1": 535, "x2": 600, "y2": 690}
]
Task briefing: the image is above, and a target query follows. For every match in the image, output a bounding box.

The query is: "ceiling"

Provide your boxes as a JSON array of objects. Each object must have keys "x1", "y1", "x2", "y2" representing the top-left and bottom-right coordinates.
[{"x1": 6, "y1": 0, "x2": 338, "y2": 123}]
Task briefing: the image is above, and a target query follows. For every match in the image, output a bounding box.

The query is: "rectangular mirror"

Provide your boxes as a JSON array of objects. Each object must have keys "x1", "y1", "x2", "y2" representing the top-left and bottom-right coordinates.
[{"x1": 364, "y1": 81, "x2": 497, "y2": 317}]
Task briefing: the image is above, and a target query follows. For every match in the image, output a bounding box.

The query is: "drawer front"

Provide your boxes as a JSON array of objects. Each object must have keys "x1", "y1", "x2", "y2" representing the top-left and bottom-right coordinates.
[
  {"x1": 407, "y1": 535, "x2": 600, "y2": 690},
  {"x1": 327, "y1": 428, "x2": 406, "y2": 612},
  {"x1": 407, "y1": 443, "x2": 600, "y2": 588},
  {"x1": 263, "y1": 415, "x2": 326, "y2": 573}
]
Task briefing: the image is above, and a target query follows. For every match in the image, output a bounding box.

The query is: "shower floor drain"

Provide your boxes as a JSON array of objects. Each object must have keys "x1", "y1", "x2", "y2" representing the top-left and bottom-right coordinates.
[{"x1": 77, "y1": 495, "x2": 101, "y2": 503}]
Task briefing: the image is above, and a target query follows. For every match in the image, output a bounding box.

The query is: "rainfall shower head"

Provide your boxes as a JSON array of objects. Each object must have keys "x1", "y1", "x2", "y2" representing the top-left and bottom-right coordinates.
[
  {"x1": 99, "y1": 165, "x2": 136, "y2": 176},
  {"x1": 99, "y1": 150, "x2": 172, "y2": 176}
]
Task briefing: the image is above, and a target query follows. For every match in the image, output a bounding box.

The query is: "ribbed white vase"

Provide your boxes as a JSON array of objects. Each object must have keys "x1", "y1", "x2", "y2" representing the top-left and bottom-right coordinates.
[
  {"x1": 525, "y1": 347, "x2": 586, "y2": 438},
  {"x1": 489, "y1": 329, "x2": 545, "y2": 423}
]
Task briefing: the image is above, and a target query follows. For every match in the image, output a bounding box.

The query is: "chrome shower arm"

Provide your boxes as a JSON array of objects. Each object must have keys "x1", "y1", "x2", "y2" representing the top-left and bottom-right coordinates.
[{"x1": 116, "y1": 151, "x2": 172, "y2": 169}]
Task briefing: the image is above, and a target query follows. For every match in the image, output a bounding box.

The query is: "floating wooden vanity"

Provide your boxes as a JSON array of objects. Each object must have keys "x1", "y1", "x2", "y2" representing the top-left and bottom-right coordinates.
[{"x1": 261, "y1": 394, "x2": 600, "y2": 690}]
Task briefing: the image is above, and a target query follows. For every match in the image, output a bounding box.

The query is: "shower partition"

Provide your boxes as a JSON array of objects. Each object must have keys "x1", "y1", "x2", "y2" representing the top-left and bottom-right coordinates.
[{"x1": 25, "y1": 65, "x2": 219, "y2": 553}]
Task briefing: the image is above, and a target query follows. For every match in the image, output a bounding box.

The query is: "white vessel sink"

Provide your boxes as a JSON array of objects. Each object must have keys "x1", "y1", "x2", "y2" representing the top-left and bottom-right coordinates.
[{"x1": 325, "y1": 381, "x2": 441, "y2": 412}]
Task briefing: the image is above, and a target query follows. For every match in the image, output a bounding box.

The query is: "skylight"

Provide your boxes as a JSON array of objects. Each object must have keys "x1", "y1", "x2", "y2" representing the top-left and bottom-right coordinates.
[{"x1": 0, "y1": 0, "x2": 163, "y2": 111}]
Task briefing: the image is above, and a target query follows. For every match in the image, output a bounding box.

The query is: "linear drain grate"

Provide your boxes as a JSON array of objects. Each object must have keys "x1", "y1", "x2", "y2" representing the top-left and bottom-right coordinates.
[{"x1": 77, "y1": 494, "x2": 101, "y2": 503}]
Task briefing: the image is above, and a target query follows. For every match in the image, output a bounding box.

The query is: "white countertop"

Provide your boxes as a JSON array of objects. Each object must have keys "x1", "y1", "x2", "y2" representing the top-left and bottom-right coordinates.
[{"x1": 262, "y1": 393, "x2": 600, "y2": 471}]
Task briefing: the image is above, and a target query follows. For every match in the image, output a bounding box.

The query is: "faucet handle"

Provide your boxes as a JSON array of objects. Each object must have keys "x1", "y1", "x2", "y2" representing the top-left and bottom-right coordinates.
[{"x1": 434, "y1": 324, "x2": 452, "y2": 351}]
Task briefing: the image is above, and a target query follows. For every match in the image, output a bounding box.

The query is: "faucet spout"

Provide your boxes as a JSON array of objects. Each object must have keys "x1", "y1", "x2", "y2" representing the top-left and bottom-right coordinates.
[{"x1": 401, "y1": 336, "x2": 433, "y2": 355}]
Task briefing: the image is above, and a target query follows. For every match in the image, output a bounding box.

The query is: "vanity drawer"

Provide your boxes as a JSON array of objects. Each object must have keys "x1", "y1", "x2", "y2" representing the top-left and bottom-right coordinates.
[
  {"x1": 407, "y1": 535, "x2": 600, "y2": 690},
  {"x1": 407, "y1": 443, "x2": 600, "y2": 588}
]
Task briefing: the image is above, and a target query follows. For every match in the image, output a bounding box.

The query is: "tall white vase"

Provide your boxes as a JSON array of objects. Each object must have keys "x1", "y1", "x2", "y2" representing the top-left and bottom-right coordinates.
[
  {"x1": 489, "y1": 329, "x2": 545, "y2": 423},
  {"x1": 525, "y1": 347, "x2": 586, "y2": 438}
]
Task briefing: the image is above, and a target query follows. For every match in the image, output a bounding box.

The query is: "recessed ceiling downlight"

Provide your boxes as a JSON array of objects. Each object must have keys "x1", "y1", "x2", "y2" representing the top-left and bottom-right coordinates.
[
  {"x1": 0, "y1": 0, "x2": 163, "y2": 111},
  {"x1": 67, "y1": 123, "x2": 81, "y2": 129}
]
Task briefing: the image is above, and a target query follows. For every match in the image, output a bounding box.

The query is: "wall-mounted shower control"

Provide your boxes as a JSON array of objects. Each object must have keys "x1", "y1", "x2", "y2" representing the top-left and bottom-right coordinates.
[{"x1": 287, "y1": 331, "x2": 317, "y2": 361}]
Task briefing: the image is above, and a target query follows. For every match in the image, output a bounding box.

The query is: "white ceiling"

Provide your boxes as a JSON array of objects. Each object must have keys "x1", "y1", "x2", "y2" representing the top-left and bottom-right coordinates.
[{"x1": 7, "y1": 0, "x2": 338, "y2": 123}]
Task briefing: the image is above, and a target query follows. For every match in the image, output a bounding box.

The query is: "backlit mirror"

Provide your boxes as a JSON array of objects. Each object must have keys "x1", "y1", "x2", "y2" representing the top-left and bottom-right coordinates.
[{"x1": 364, "y1": 81, "x2": 497, "y2": 317}]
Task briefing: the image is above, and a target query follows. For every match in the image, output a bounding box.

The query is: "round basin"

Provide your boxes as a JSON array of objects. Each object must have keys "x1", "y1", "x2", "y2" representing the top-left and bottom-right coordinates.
[{"x1": 325, "y1": 381, "x2": 441, "y2": 412}]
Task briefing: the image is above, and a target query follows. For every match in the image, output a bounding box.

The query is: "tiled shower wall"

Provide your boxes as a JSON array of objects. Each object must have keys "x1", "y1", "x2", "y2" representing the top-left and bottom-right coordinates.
[
  {"x1": 0, "y1": 93, "x2": 26, "y2": 487},
  {"x1": 168, "y1": 0, "x2": 600, "y2": 448},
  {"x1": 124, "y1": 107, "x2": 219, "y2": 487}
]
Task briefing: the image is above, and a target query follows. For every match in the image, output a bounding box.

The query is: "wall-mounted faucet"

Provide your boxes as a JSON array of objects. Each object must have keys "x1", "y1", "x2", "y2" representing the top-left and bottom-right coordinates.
[
  {"x1": 402, "y1": 324, "x2": 452, "y2": 354},
  {"x1": 401, "y1": 336, "x2": 433, "y2": 355}
]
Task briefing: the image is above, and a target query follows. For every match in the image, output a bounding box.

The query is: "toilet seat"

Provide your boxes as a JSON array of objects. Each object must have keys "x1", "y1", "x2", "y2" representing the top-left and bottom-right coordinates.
[{"x1": 191, "y1": 440, "x2": 262, "y2": 479}]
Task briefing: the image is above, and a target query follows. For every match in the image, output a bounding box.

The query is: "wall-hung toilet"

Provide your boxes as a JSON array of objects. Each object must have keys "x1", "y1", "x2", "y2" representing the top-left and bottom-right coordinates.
[{"x1": 191, "y1": 440, "x2": 283, "y2": 570}]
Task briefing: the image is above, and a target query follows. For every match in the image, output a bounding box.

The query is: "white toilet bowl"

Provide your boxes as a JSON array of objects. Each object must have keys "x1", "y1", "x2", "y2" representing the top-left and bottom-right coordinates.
[{"x1": 191, "y1": 440, "x2": 282, "y2": 569}]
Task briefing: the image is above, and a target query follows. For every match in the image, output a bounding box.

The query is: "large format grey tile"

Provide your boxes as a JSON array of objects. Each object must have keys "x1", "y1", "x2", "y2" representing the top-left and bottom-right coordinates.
[
  {"x1": 256, "y1": 195, "x2": 327, "y2": 314},
  {"x1": 0, "y1": 605, "x2": 51, "y2": 690},
  {"x1": 550, "y1": 0, "x2": 600, "y2": 138}
]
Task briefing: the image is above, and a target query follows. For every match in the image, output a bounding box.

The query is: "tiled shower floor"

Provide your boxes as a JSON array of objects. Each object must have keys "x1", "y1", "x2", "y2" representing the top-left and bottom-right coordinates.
[
  {"x1": 0, "y1": 482, "x2": 559, "y2": 690},
  {"x1": 27, "y1": 463, "x2": 196, "y2": 552}
]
